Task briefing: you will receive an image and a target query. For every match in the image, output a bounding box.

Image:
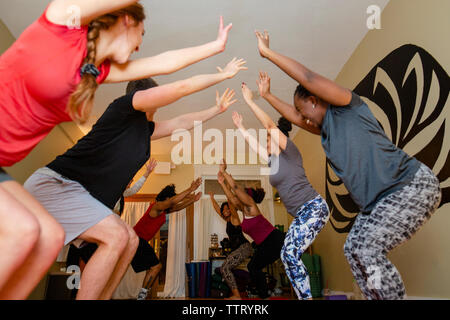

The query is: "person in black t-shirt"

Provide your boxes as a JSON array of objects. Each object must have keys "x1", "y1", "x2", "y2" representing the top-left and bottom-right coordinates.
[{"x1": 24, "y1": 59, "x2": 243, "y2": 300}]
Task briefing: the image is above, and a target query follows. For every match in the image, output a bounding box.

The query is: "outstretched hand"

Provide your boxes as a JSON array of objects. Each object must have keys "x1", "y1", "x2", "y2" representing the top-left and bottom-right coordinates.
[
  {"x1": 216, "y1": 16, "x2": 233, "y2": 52},
  {"x1": 255, "y1": 30, "x2": 270, "y2": 58},
  {"x1": 232, "y1": 111, "x2": 244, "y2": 129},
  {"x1": 190, "y1": 177, "x2": 202, "y2": 191},
  {"x1": 257, "y1": 71, "x2": 271, "y2": 98},
  {"x1": 217, "y1": 57, "x2": 248, "y2": 79},
  {"x1": 219, "y1": 158, "x2": 227, "y2": 173},
  {"x1": 194, "y1": 192, "x2": 203, "y2": 202},
  {"x1": 241, "y1": 82, "x2": 254, "y2": 102},
  {"x1": 216, "y1": 88, "x2": 237, "y2": 113},
  {"x1": 144, "y1": 158, "x2": 157, "y2": 177}
]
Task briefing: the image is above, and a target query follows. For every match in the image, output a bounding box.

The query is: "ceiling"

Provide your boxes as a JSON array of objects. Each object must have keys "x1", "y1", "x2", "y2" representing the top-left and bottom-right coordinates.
[{"x1": 0, "y1": 0, "x2": 389, "y2": 156}]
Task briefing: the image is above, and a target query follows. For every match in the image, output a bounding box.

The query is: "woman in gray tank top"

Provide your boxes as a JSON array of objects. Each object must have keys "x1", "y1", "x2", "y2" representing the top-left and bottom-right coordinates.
[
  {"x1": 253, "y1": 30, "x2": 441, "y2": 300},
  {"x1": 232, "y1": 82, "x2": 330, "y2": 300}
]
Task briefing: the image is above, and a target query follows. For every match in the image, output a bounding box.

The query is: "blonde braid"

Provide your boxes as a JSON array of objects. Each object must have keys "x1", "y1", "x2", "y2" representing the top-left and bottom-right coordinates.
[{"x1": 67, "y1": 3, "x2": 145, "y2": 123}]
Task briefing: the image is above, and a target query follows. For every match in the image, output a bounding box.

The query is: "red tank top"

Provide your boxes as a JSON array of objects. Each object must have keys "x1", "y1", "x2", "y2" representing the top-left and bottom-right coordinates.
[
  {"x1": 133, "y1": 202, "x2": 167, "y2": 242},
  {"x1": 0, "y1": 8, "x2": 111, "y2": 166},
  {"x1": 240, "y1": 214, "x2": 275, "y2": 245}
]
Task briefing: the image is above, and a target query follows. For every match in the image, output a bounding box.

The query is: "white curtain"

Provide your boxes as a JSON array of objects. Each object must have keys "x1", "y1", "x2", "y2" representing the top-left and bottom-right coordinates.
[
  {"x1": 112, "y1": 201, "x2": 150, "y2": 300},
  {"x1": 159, "y1": 209, "x2": 186, "y2": 298},
  {"x1": 194, "y1": 199, "x2": 213, "y2": 261}
]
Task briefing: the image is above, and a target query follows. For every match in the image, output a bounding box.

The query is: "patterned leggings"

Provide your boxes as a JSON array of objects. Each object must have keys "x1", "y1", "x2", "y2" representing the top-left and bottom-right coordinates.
[
  {"x1": 220, "y1": 242, "x2": 253, "y2": 290},
  {"x1": 344, "y1": 164, "x2": 442, "y2": 300},
  {"x1": 280, "y1": 195, "x2": 330, "y2": 299}
]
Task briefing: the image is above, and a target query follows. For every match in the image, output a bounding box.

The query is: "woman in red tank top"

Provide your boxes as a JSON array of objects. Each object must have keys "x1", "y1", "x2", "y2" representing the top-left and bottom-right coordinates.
[
  {"x1": 217, "y1": 160, "x2": 285, "y2": 299},
  {"x1": 0, "y1": 0, "x2": 234, "y2": 299}
]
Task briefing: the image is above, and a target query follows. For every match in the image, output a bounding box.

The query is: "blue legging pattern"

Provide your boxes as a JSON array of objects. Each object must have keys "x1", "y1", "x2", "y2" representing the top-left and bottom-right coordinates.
[{"x1": 280, "y1": 196, "x2": 329, "y2": 299}]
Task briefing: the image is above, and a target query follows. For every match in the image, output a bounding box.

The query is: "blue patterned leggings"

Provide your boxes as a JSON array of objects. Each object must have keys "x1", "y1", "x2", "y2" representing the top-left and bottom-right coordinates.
[{"x1": 280, "y1": 195, "x2": 330, "y2": 299}]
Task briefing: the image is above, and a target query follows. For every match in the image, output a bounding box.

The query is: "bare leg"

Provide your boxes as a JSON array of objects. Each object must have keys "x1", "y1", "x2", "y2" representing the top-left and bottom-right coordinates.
[
  {"x1": 0, "y1": 181, "x2": 64, "y2": 299},
  {"x1": 99, "y1": 223, "x2": 139, "y2": 300},
  {"x1": 142, "y1": 263, "x2": 162, "y2": 290},
  {"x1": 75, "y1": 215, "x2": 129, "y2": 300}
]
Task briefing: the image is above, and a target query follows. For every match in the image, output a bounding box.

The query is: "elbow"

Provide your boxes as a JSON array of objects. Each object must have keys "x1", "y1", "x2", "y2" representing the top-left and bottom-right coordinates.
[
  {"x1": 176, "y1": 80, "x2": 191, "y2": 97},
  {"x1": 304, "y1": 70, "x2": 316, "y2": 84}
]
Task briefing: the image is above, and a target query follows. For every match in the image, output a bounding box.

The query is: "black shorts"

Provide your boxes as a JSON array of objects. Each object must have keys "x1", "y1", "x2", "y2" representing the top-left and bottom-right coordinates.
[
  {"x1": 67, "y1": 242, "x2": 98, "y2": 266},
  {"x1": 0, "y1": 168, "x2": 13, "y2": 183},
  {"x1": 131, "y1": 237, "x2": 160, "y2": 273}
]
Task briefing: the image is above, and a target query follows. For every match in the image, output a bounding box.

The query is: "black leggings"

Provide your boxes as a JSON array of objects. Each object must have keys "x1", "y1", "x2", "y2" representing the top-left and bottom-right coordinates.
[{"x1": 247, "y1": 229, "x2": 285, "y2": 299}]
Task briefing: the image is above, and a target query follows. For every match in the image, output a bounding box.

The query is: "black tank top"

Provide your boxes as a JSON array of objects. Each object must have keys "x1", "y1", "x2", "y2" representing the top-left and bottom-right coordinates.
[{"x1": 226, "y1": 221, "x2": 249, "y2": 251}]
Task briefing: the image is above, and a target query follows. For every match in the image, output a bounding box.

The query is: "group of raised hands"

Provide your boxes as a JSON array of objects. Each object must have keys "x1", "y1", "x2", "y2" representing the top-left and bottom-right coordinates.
[{"x1": 213, "y1": 29, "x2": 275, "y2": 129}]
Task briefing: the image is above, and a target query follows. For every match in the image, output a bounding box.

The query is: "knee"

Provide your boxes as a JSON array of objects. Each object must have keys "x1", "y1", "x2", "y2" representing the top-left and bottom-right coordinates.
[
  {"x1": 42, "y1": 221, "x2": 65, "y2": 255},
  {"x1": 16, "y1": 214, "x2": 41, "y2": 249},
  {"x1": 128, "y1": 229, "x2": 139, "y2": 251},
  {"x1": 220, "y1": 264, "x2": 229, "y2": 275},
  {"x1": 107, "y1": 223, "x2": 130, "y2": 252},
  {"x1": 343, "y1": 237, "x2": 356, "y2": 258},
  {"x1": 280, "y1": 247, "x2": 287, "y2": 264},
  {"x1": 343, "y1": 237, "x2": 373, "y2": 264},
  {"x1": 154, "y1": 263, "x2": 162, "y2": 273}
]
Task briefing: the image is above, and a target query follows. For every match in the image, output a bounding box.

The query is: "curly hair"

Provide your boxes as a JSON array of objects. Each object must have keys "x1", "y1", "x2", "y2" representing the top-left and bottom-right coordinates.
[
  {"x1": 245, "y1": 188, "x2": 266, "y2": 204},
  {"x1": 220, "y1": 202, "x2": 229, "y2": 216},
  {"x1": 156, "y1": 184, "x2": 176, "y2": 202}
]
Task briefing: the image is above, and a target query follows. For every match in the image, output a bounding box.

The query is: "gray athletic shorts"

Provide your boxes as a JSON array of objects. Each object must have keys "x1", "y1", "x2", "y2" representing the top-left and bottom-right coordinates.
[
  {"x1": 24, "y1": 167, "x2": 114, "y2": 245},
  {"x1": 0, "y1": 168, "x2": 13, "y2": 183}
]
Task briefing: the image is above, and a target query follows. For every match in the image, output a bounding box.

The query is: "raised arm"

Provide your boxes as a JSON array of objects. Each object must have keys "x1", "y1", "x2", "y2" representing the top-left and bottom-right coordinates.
[
  {"x1": 123, "y1": 159, "x2": 157, "y2": 197},
  {"x1": 232, "y1": 112, "x2": 269, "y2": 163},
  {"x1": 132, "y1": 58, "x2": 245, "y2": 113},
  {"x1": 255, "y1": 30, "x2": 352, "y2": 107},
  {"x1": 221, "y1": 171, "x2": 255, "y2": 208},
  {"x1": 217, "y1": 172, "x2": 243, "y2": 211},
  {"x1": 106, "y1": 17, "x2": 234, "y2": 82},
  {"x1": 257, "y1": 72, "x2": 321, "y2": 135},
  {"x1": 218, "y1": 160, "x2": 257, "y2": 210},
  {"x1": 168, "y1": 192, "x2": 202, "y2": 213},
  {"x1": 47, "y1": 0, "x2": 139, "y2": 26},
  {"x1": 241, "y1": 83, "x2": 287, "y2": 151},
  {"x1": 209, "y1": 192, "x2": 223, "y2": 217},
  {"x1": 227, "y1": 203, "x2": 241, "y2": 226},
  {"x1": 152, "y1": 178, "x2": 202, "y2": 214},
  {"x1": 152, "y1": 88, "x2": 236, "y2": 140}
]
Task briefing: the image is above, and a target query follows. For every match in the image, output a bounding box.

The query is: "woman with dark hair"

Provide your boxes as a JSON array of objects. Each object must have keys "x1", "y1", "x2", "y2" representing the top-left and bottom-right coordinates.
[
  {"x1": 209, "y1": 193, "x2": 253, "y2": 300},
  {"x1": 0, "y1": 0, "x2": 236, "y2": 298},
  {"x1": 133, "y1": 180, "x2": 202, "y2": 300},
  {"x1": 254, "y1": 30, "x2": 441, "y2": 300},
  {"x1": 24, "y1": 75, "x2": 239, "y2": 299},
  {"x1": 232, "y1": 79, "x2": 329, "y2": 300},
  {"x1": 217, "y1": 160, "x2": 284, "y2": 299}
]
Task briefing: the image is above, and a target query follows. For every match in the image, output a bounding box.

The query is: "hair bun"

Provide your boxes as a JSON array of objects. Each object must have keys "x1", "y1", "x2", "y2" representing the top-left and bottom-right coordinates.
[{"x1": 277, "y1": 117, "x2": 292, "y2": 137}]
